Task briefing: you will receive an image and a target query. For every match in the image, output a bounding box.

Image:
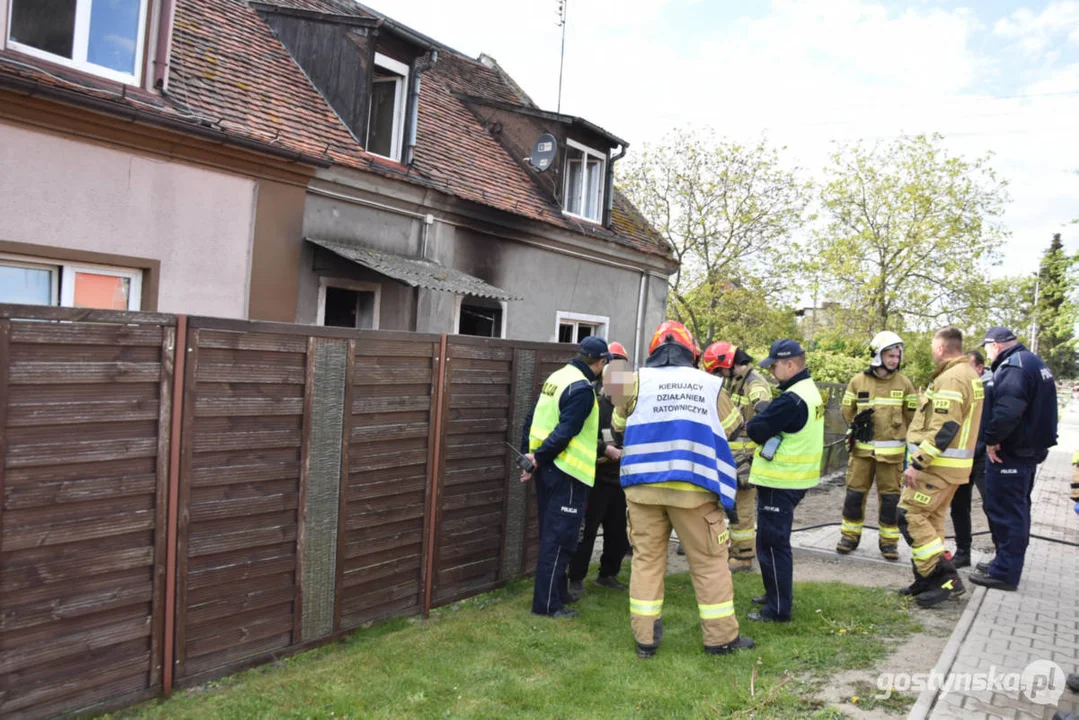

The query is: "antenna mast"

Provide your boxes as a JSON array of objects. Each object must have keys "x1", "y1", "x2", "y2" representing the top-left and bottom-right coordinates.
[{"x1": 556, "y1": 0, "x2": 568, "y2": 113}]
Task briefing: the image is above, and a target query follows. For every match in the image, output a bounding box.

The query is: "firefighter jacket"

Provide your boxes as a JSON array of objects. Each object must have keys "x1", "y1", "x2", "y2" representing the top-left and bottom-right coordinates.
[
  {"x1": 841, "y1": 369, "x2": 918, "y2": 463},
  {"x1": 906, "y1": 356, "x2": 985, "y2": 484},
  {"x1": 727, "y1": 369, "x2": 772, "y2": 460}
]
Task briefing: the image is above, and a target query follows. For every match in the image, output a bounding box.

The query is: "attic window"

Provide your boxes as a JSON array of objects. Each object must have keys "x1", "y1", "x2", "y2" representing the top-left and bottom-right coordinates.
[
  {"x1": 7, "y1": 0, "x2": 150, "y2": 85},
  {"x1": 366, "y1": 52, "x2": 410, "y2": 162},
  {"x1": 563, "y1": 139, "x2": 606, "y2": 223}
]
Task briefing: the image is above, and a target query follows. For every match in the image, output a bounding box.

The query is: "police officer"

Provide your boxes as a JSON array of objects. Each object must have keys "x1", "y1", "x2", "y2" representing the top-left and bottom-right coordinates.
[
  {"x1": 969, "y1": 327, "x2": 1058, "y2": 592},
  {"x1": 836, "y1": 331, "x2": 918, "y2": 560},
  {"x1": 745, "y1": 339, "x2": 825, "y2": 623},
  {"x1": 701, "y1": 342, "x2": 772, "y2": 573},
  {"x1": 899, "y1": 327, "x2": 984, "y2": 608},
  {"x1": 521, "y1": 337, "x2": 610, "y2": 617},
  {"x1": 567, "y1": 342, "x2": 632, "y2": 595},
  {"x1": 612, "y1": 321, "x2": 754, "y2": 658}
]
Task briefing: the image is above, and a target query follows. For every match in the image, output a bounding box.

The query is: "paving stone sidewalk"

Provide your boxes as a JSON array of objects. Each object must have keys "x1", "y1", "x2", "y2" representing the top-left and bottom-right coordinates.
[{"x1": 906, "y1": 443, "x2": 1079, "y2": 720}]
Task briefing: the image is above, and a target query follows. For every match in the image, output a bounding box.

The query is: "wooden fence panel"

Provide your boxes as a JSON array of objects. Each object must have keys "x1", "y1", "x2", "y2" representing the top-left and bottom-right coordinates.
[
  {"x1": 338, "y1": 334, "x2": 440, "y2": 629},
  {"x1": 0, "y1": 310, "x2": 174, "y2": 719},
  {"x1": 174, "y1": 325, "x2": 308, "y2": 683}
]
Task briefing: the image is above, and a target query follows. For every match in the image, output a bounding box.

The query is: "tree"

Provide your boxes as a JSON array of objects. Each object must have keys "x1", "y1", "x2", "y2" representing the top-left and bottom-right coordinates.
[
  {"x1": 810, "y1": 134, "x2": 1010, "y2": 337},
  {"x1": 618, "y1": 128, "x2": 812, "y2": 347},
  {"x1": 1033, "y1": 233, "x2": 1078, "y2": 378}
]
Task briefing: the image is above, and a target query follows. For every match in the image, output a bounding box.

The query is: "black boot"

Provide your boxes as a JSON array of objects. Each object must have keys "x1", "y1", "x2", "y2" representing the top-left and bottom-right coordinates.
[
  {"x1": 636, "y1": 618, "x2": 663, "y2": 659},
  {"x1": 898, "y1": 561, "x2": 931, "y2": 596},
  {"x1": 953, "y1": 549, "x2": 971, "y2": 569},
  {"x1": 915, "y1": 559, "x2": 965, "y2": 608},
  {"x1": 705, "y1": 636, "x2": 756, "y2": 655},
  {"x1": 835, "y1": 536, "x2": 859, "y2": 554}
]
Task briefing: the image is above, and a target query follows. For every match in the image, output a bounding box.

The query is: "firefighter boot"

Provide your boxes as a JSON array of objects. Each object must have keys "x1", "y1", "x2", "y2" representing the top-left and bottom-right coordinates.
[
  {"x1": 915, "y1": 559, "x2": 965, "y2": 608},
  {"x1": 878, "y1": 492, "x2": 901, "y2": 561},
  {"x1": 636, "y1": 618, "x2": 663, "y2": 659},
  {"x1": 837, "y1": 488, "x2": 866, "y2": 554},
  {"x1": 729, "y1": 557, "x2": 753, "y2": 573},
  {"x1": 898, "y1": 561, "x2": 932, "y2": 597}
]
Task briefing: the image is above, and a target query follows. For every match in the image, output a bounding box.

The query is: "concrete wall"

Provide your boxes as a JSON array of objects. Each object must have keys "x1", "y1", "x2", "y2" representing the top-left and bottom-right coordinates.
[
  {"x1": 249, "y1": 180, "x2": 307, "y2": 322},
  {"x1": 0, "y1": 121, "x2": 257, "y2": 317}
]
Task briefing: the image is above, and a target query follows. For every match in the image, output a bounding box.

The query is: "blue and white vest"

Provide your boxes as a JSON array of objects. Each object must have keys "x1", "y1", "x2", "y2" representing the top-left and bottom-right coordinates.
[{"x1": 620, "y1": 366, "x2": 738, "y2": 509}]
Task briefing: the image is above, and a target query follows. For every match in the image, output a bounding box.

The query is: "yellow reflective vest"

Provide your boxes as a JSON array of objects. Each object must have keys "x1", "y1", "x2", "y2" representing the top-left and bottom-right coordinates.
[
  {"x1": 529, "y1": 364, "x2": 600, "y2": 486},
  {"x1": 749, "y1": 377, "x2": 825, "y2": 490}
]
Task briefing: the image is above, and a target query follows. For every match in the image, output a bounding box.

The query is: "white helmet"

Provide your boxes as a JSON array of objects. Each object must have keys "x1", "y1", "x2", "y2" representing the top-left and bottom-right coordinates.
[{"x1": 869, "y1": 331, "x2": 904, "y2": 370}]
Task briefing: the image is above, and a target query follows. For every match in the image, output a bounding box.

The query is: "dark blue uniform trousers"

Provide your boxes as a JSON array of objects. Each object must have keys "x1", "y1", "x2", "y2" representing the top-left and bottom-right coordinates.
[
  {"x1": 984, "y1": 455, "x2": 1038, "y2": 586},
  {"x1": 532, "y1": 464, "x2": 589, "y2": 615},
  {"x1": 756, "y1": 486, "x2": 807, "y2": 621}
]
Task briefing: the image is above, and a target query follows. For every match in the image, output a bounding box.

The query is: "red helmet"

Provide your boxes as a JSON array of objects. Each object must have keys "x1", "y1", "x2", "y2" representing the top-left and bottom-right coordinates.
[
  {"x1": 649, "y1": 321, "x2": 696, "y2": 355},
  {"x1": 608, "y1": 341, "x2": 629, "y2": 361},
  {"x1": 701, "y1": 341, "x2": 736, "y2": 375}
]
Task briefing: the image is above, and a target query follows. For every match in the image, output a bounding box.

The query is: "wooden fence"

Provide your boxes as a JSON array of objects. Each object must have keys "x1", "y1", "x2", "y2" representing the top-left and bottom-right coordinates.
[{"x1": 0, "y1": 305, "x2": 855, "y2": 718}]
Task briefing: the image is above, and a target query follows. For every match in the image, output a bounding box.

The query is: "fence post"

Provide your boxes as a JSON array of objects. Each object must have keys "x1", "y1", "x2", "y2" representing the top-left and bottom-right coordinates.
[
  {"x1": 422, "y1": 334, "x2": 449, "y2": 616},
  {"x1": 163, "y1": 315, "x2": 187, "y2": 698}
]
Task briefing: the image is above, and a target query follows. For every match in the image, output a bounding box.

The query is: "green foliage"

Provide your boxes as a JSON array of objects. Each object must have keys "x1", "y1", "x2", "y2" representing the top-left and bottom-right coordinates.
[
  {"x1": 618, "y1": 129, "x2": 811, "y2": 349},
  {"x1": 1034, "y1": 234, "x2": 1078, "y2": 379},
  {"x1": 809, "y1": 133, "x2": 1010, "y2": 335},
  {"x1": 805, "y1": 350, "x2": 868, "y2": 385},
  {"x1": 122, "y1": 573, "x2": 919, "y2": 720}
]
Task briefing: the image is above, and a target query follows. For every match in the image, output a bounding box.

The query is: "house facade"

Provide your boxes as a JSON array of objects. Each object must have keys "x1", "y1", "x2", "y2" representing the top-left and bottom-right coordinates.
[{"x1": 0, "y1": 0, "x2": 674, "y2": 360}]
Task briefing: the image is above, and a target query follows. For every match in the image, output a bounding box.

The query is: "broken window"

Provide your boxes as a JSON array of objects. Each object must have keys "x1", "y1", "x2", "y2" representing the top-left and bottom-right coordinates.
[{"x1": 457, "y1": 296, "x2": 504, "y2": 338}]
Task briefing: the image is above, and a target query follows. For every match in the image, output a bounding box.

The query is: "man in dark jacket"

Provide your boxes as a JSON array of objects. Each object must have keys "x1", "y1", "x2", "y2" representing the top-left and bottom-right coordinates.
[
  {"x1": 970, "y1": 327, "x2": 1058, "y2": 591},
  {"x1": 567, "y1": 342, "x2": 631, "y2": 594},
  {"x1": 520, "y1": 337, "x2": 610, "y2": 617}
]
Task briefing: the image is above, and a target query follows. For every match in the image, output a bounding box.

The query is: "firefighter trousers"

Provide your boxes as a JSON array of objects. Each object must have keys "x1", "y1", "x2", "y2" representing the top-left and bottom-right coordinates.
[
  {"x1": 898, "y1": 472, "x2": 959, "y2": 577},
  {"x1": 627, "y1": 499, "x2": 739, "y2": 648},
  {"x1": 729, "y1": 485, "x2": 757, "y2": 559},
  {"x1": 841, "y1": 455, "x2": 902, "y2": 546}
]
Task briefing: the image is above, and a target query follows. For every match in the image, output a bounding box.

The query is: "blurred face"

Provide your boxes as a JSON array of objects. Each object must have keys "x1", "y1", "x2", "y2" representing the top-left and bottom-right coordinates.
[
  {"x1": 880, "y1": 347, "x2": 902, "y2": 371},
  {"x1": 931, "y1": 338, "x2": 947, "y2": 365},
  {"x1": 602, "y1": 359, "x2": 633, "y2": 404},
  {"x1": 769, "y1": 358, "x2": 798, "y2": 382},
  {"x1": 968, "y1": 356, "x2": 985, "y2": 375},
  {"x1": 718, "y1": 365, "x2": 732, "y2": 378}
]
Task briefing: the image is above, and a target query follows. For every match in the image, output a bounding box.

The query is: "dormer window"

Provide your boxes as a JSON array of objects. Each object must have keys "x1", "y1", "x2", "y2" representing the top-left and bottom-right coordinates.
[
  {"x1": 7, "y1": 0, "x2": 149, "y2": 84},
  {"x1": 366, "y1": 52, "x2": 409, "y2": 162},
  {"x1": 563, "y1": 139, "x2": 606, "y2": 223}
]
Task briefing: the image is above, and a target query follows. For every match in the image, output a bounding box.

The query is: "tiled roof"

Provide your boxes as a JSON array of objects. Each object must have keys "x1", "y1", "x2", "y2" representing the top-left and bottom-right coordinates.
[{"x1": 0, "y1": 0, "x2": 671, "y2": 261}]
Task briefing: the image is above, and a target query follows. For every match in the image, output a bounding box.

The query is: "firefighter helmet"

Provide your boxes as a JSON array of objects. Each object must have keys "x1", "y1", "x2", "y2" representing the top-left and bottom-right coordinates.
[
  {"x1": 701, "y1": 341, "x2": 736, "y2": 375},
  {"x1": 608, "y1": 341, "x2": 629, "y2": 361},
  {"x1": 649, "y1": 321, "x2": 696, "y2": 356},
  {"x1": 869, "y1": 331, "x2": 904, "y2": 369}
]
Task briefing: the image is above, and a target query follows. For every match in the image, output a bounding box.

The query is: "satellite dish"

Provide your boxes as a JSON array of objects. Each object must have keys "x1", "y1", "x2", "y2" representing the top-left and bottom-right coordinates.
[{"x1": 530, "y1": 134, "x2": 558, "y2": 172}]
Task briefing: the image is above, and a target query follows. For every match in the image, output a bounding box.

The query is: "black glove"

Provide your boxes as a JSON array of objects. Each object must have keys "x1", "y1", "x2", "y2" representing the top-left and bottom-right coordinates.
[
  {"x1": 851, "y1": 408, "x2": 875, "y2": 443},
  {"x1": 725, "y1": 502, "x2": 739, "y2": 525}
]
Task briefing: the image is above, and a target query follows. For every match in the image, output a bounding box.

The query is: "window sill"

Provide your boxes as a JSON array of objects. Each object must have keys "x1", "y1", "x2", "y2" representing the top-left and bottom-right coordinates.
[
  {"x1": 5, "y1": 42, "x2": 141, "y2": 87},
  {"x1": 361, "y1": 151, "x2": 410, "y2": 173},
  {"x1": 561, "y1": 209, "x2": 602, "y2": 225}
]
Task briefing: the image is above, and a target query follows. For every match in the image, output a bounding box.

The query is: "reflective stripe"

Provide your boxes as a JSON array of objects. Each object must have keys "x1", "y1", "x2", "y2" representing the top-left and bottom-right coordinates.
[
  {"x1": 935, "y1": 390, "x2": 964, "y2": 401},
  {"x1": 648, "y1": 481, "x2": 714, "y2": 493},
  {"x1": 841, "y1": 519, "x2": 864, "y2": 534},
  {"x1": 875, "y1": 440, "x2": 905, "y2": 448},
  {"x1": 630, "y1": 598, "x2": 663, "y2": 616},
  {"x1": 914, "y1": 441, "x2": 942, "y2": 459},
  {"x1": 933, "y1": 457, "x2": 974, "y2": 469},
  {"x1": 730, "y1": 529, "x2": 755, "y2": 541},
  {"x1": 878, "y1": 525, "x2": 900, "y2": 540},
  {"x1": 721, "y1": 407, "x2": 742, "y2": 432},
  {"x1": 729, "y1": 440, "x2": 758, "y2": 451},
  {"x1": 911, "y1": 538, "x2": 945, "y2": 560},
  {"x1": 698, "y1": 601, "x2": 735, "y2": 620},
  {"x1": 624, "y1": 439, "x2": 716, "y2": 459}
]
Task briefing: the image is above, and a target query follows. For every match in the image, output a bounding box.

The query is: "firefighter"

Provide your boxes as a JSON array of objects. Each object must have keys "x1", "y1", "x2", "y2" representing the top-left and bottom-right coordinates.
[
  {"x1": 612, "y1": 321, "x2": 755, "y2": 658},
  {"x1": 745, "y1": 339, "x2": 825, "y2": 623},
  {"x1": 899, "y1": 327, "x2": 984, "y2": 608},
  {"x1": 836, "y1": 331, "x2": 918, "y2": 560},
  {"x1": 520, "y1": 336, "x2": 609, "y2": 618},
  {"x1": 702, "y1": 341, "x2": 772, "y2": 573}
]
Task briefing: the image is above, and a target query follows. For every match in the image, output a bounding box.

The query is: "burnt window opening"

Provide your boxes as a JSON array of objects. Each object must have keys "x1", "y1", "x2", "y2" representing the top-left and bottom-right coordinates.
[
  {"x1": 321, "y1": 285, "x2": 378, "y2": 329},
  {"x1": 458, "y1": 296, "x2": 504, "y2": 338}
]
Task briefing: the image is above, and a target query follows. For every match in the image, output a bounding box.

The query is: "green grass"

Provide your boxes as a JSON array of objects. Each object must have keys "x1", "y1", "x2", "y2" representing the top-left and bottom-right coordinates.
[
  {"x1": 116, "y1": 571, "x2": 921, "y2": 720},
  {"x1": 842, "y1": 681, "x2": 917, "y2": 714}
]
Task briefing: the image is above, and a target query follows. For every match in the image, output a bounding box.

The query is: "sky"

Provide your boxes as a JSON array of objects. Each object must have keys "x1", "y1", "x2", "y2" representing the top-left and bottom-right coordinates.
[{"x1": 366, "y1": 0, "x2": 1079, "y2": 279}]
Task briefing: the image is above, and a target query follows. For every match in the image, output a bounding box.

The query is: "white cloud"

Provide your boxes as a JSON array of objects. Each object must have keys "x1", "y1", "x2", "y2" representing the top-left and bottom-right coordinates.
[
  {"x1": 368, "y1": 0, "x2": 1079, "y2": 274},
  {"x1": 993, "y1": 1, "x2": 1079, "y2": 54}
]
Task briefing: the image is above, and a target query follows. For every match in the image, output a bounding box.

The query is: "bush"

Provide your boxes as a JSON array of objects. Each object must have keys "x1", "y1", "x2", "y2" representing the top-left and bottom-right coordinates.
[{"x1": 807, "y1": 350, "x2": 867, "y2": 385}]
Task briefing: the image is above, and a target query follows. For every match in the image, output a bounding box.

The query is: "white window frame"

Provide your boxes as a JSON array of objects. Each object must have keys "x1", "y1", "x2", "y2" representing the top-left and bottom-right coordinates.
[
  {"x1": 0, "y1": 254, "x2": 60, "y2": 305},
  {"x1": 554, "y1": 310, "x2": 609, "y2": 344},
  {"x1": 366, "y1": 52, "x2": 410, "y2": 163},
  {"x1": 0, "y1": 253, "x2": 141, "y2": 310},
  {"x1": 453, "y1": 294, "x2": 508, "y2": 338},
  {"x1": 562, "y1": 139, "x2": 607, "y2": 224},
  {"x1": 316, "y1": 277, "x2": 381, "y2": 329},
  {"x1": 5, "y1": 0, "x2": 151, "y2": 85}
]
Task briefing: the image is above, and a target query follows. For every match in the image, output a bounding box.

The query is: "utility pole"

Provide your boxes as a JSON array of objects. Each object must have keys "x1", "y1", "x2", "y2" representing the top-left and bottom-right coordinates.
[{"x1": 556, "y1": 0, "x2": 568, "y2": 113}]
